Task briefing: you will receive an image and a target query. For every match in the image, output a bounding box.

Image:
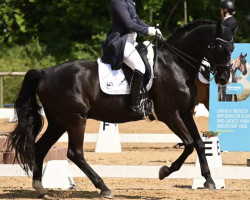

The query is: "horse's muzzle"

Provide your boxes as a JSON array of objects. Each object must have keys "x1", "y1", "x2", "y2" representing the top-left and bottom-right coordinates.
[{"x1": 215, "y1": 77, "x2": 229, "y2": 86}]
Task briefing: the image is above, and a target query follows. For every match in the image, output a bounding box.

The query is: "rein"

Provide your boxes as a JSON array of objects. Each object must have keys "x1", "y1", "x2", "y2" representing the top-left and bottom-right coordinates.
[
  {"x1": 153, "y1": 33, "x2": 233, "y2": 81},
  {"x1": 154, "y1": 34, "x2": 216, "y2": 76}
]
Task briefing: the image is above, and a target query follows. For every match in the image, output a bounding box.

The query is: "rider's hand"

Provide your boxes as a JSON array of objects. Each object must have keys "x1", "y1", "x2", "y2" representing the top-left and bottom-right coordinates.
[
  {"x1": 148, "y1": 27, "x2": 157, "y2": 36},
  {"x1": 148, "y1": 27, "x2": 163, "y2": 38}
]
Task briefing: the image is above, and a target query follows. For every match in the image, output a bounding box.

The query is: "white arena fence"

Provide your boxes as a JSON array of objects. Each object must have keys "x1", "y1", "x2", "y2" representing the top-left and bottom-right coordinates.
[
  {"x1": 0, "y1": 103, "x2": 209, "y2": 121},
  {"x1": 58, "y1": 133, "x2": 182, "y2": 143},
  {"x1": 0, "y1": 164, "x2": 250, "y2": 180}
]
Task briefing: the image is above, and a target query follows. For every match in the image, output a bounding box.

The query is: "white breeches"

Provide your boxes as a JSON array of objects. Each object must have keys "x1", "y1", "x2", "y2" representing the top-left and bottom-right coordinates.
[{"x1": 123, "y1": 34, "x2": 145, "y2": 74}]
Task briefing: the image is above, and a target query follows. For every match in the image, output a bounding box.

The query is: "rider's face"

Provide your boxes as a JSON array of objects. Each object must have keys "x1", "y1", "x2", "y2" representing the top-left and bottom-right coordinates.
[
  {"x1": 221, "y1": 8, "x2": 229, "y2": 20},
  {"x1": 220, "y1": 8, "x2": 224, "y2": 19}
]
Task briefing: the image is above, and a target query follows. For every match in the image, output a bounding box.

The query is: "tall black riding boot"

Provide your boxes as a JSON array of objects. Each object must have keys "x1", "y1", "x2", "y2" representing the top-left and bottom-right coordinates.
[{"x1": 130, "y1": 69, "x2": 144, "y2": 115}]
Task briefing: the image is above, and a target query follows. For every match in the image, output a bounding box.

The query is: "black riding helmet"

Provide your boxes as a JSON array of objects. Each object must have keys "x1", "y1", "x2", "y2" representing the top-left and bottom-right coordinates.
[{"x1": 220, "y1": 0, "x2": 235, "y2": 15}]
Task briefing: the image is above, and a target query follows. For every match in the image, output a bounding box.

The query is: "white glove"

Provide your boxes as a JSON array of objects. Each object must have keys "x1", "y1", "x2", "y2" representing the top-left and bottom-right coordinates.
[
  {"x1": 148, "y1": 27, "x2": 156, "y2": 36},
  {"x1": 148, "y1": 27, "x2": 163, "y2": 37}
]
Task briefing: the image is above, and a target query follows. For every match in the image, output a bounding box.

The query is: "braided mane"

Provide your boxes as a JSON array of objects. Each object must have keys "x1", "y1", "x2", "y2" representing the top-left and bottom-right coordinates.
[
  {"x1": 167, "y1": 19, "x2": 219, "y2": 41},
  {"x1": 175, "y1": 19, "x2": 217, "y2": 32}
]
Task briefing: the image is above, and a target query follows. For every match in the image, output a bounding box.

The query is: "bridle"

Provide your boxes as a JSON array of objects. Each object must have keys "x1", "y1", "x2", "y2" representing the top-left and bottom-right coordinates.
[
  {"x1": 206, "y1": 37, "x2": 234, "y2": 72},
  {"x1": 154, "y1": 33, "x2": 234, "y2": 77}
]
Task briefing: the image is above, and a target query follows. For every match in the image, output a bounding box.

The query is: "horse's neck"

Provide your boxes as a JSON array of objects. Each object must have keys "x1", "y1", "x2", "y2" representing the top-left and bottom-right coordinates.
[
  {"x1": 162, "y1": 38, "x2": 210, "y2": 74},
  {"x1": 155, "y1": 44, "x2": 200, "y2": 83},
  {"x1": 167, "y1": 29, "x2": 215, "y2": 64},
  {"x1": 163, "y1": 23, "x2": 217, "y2": 75}
]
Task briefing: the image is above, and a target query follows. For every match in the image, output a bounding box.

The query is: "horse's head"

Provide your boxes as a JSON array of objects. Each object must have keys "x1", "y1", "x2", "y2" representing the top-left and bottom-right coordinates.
[
  {"x1": 164, "y1": 20, "x2": 235, "y2": 85},
  {"x1": 239, "y1": 53, "x2": 248, "y2": 75},
  {"x1": 206, "y1": 22, "x2": 234, "y2": 85}
]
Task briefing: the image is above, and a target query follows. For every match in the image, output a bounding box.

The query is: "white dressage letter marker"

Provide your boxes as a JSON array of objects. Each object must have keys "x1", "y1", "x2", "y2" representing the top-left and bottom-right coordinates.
[
  {"x1": 42, "y1": 160, "x2": 75, "y2": 190},
  {"x1": 95, "y1": 122, "x2": 122, "y2": 153},
  {"x1": 192, "y1": 136, "x2": 225, "y2": 189}
]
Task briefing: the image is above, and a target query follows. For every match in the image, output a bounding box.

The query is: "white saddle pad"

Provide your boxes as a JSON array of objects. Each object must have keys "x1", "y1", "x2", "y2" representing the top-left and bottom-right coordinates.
[
  {"x1": 98, "y1": 58, "x2": 154, "y2": 95},
  {"x1": 98, "y1": 58, "x2": 130, "y2": 95},
  {"x1": 98, "y1": 41, "x2": 155, "y2": 95}
]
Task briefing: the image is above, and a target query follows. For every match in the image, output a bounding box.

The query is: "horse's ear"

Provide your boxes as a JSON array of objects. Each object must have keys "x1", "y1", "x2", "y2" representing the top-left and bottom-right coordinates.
[
  {"x1": 244, "y1": 53, "x2": 247, "y2": 57},
  {"x1": 240, "y1": 53, "x2": 243, "y2": 57}
]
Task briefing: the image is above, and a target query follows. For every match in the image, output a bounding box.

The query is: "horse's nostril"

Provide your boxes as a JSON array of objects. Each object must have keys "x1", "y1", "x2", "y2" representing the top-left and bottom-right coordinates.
[{"x1": 219, "y1": 78, "x2": 227, "y2": 85}]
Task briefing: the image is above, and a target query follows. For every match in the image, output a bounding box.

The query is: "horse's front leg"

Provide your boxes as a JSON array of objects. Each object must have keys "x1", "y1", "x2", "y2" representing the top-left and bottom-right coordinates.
[
  {"x1": 159, "y1": 113, "x2": 194, "y2": 180},
  {"x1": 181, "y1": 111, "x2": 216, "y2": 189}
]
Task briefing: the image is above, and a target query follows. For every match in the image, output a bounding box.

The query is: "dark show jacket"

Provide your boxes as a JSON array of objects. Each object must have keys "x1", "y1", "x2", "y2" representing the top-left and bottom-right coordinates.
[
  {"x1": 223, "y1": 16, "x2": 238, "y2": 36},
  {"x1": 101, "y1": 0, "x2": 149, "y2": 69}
]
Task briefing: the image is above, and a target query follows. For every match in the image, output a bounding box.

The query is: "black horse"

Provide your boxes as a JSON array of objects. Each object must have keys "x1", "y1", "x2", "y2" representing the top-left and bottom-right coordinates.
[{"x1": 8, "y1": 20, "x2": 234, "y2": 198}]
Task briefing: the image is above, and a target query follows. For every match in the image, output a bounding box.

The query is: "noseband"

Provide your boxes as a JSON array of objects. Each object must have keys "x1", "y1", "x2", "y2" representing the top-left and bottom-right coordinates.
[{"x1": 207, "y1": 37, "x2": 234, "y2": 74}]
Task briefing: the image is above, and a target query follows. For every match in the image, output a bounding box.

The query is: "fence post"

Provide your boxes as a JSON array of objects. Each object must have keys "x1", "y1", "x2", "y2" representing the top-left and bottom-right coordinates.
[
  {"x1": 0, "y1": 76, "x2": 3, "y2": 108},
  {"x1": 0, "y1": 72, "x2": 26, "y2": 108}
]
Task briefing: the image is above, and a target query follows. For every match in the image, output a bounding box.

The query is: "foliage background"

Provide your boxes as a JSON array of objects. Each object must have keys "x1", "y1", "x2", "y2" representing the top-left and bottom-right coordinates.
[{"x1": 0, "y1": 0, "x2": 250, "y2": 105}]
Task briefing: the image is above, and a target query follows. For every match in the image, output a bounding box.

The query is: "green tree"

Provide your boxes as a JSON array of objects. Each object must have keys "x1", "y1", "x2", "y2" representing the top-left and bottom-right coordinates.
[
  {"x1": 1, "y1": 0, "x2": 250, "y2": 105},
  {"x1": 0, "y1": 0, "x2": 27, "y2": 44}
]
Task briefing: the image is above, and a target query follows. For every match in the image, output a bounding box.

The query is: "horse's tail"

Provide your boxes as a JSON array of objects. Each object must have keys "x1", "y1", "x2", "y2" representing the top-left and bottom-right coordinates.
[{"x1": 7, "y1": 69, "x2": 44, "y2": 174}]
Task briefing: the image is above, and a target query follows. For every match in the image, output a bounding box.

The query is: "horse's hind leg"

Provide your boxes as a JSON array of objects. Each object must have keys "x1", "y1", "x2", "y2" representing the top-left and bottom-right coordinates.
[
  {"x1": 159, "y1": 114, "x2": 194, "y2": 180},
  {"x1": 67, "y1": 115, "x2": 112, "y2": 199},
  {"x1": 32, "y1": 118, "x2": 65, "y2": 195},
  {"x1": 181, "y1": 112, "x2": 216, "y2": 189}
]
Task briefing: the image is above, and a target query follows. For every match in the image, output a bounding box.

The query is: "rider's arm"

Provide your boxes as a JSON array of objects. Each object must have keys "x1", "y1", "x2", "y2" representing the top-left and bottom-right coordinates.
[
  {"x1": 136, "y1": 16, "x2": 150, "y2": 28},
  {"x1": 111, "y1": 0, "x2": 149, "y2": 36}
]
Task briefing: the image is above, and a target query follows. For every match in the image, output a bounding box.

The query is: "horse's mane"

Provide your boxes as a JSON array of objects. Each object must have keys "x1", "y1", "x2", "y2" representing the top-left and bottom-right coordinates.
[{"x1": 167, "y1": 19, "x2": 218, "y2": 41}]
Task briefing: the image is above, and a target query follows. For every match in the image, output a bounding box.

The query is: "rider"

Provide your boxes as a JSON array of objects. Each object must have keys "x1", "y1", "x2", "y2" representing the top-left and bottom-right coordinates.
[
  {"x1": 219, "y1": 0, "x2": 238, "y2": 101},
  {"x1": 220, "y1": 0, "x2": 238, "y2": 36},
  {"x1": 101, "y1": 0, "x2": 162, "y2": 115}
]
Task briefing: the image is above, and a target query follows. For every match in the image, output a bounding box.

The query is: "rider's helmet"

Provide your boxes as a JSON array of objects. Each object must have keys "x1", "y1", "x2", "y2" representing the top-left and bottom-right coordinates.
[{"x1": 220, "y1": 0, "x2": 235, "y2": 15}]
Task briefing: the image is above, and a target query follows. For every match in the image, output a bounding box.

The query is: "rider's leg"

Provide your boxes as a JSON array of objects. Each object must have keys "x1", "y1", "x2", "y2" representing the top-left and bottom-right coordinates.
[
  {"x1": 123, "y1": 42, "x2": 145, "y2": 112},
  {"x1": 130, "y1": 69, "x2": 144, "y2": 110},
  {"x1": 123, "y1": 42, "x2": 145, "y2": 74}
]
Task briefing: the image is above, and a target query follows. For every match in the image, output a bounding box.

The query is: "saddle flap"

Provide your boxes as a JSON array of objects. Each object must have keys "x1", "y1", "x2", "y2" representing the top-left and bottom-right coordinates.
[{"x1": 135, "y1": 41, "x2": 154, "y2": 86}]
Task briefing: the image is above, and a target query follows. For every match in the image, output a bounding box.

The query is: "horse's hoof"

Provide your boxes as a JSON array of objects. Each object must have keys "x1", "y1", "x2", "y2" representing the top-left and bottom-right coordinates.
[
  {"x1": 32, "y1": 180, "x2": 48, "y2": 195},
  {"x1": 173, "y1": 144, "x2": 180, "y2": 149},
  {"x1": 159, "y1": 165, "x2": 171, "y2": 180},
  {"x1": 38, "y1": 194, "x2": 50, "y2": 199},
  {"x1": 100, "y1": 190, "x2": 113, "y2": 199},
  {"x1": 69, "y1": 184, "x2": 76, "y2": 189},
  {"x1": 204, "y1": 181, "x2": 216, "y2": 190}
]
